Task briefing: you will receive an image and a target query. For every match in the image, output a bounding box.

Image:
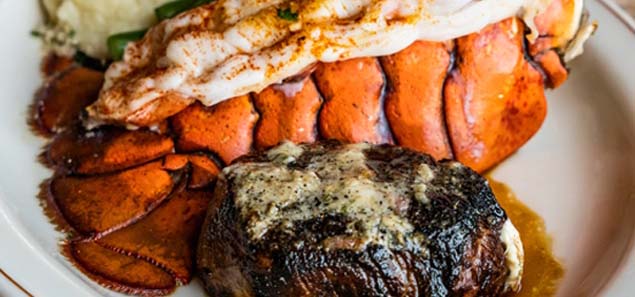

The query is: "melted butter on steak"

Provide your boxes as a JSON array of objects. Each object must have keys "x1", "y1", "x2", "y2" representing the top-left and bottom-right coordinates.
[
  {"x1": 501, "y1": 219, "x2": 524, "y2": 291},
  {"x1": 226, "y1": 142, "x2": 430, "y2": 251},
  {"x1": 200, "y1": 141, "x2": 524, "y2": 296}
]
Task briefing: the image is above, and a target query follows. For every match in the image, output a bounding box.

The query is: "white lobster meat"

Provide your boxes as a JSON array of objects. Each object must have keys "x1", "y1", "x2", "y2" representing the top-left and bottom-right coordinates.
[{"x1": 87, "y1": 0, "x2": 588, "y2": 127}]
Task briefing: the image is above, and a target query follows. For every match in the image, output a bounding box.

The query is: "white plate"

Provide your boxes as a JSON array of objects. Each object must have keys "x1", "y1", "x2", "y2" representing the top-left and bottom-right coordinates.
[{"x1": 0, "y1": 0, "x2": 633, "y2": 296}]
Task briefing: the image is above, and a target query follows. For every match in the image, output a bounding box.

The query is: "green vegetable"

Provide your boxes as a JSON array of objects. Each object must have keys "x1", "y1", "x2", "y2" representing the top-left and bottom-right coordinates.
[
  {"x1": 107, "y1": 30, "x2": 147, "y2": 61},
  {"x1": 191, "y1": 0, "x2": 215, "y2": 7},
  {"x1": 74, "y1": 51, "x2": 107, "y2": 71},
  {"x1": 108, "y1": 0, "x2": 213, "y2": 60},
  {"x1": 277, "y1": 8, "x2": 298, "y2": 21},
  {"x1": 30, "y1": 30, "x2": 43, "y2": 38},
  {"x1": 155, "y1": 0, "x2": 194, "y2": 21},
  {"x1": 155, "y1": 0, "x2": 214, "y2": 21}
]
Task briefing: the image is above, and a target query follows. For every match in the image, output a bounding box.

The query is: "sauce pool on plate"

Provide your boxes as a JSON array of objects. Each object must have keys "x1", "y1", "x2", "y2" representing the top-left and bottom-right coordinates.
[{"x1": 488, "y1": 179, "x2": 565, "y2": 297}]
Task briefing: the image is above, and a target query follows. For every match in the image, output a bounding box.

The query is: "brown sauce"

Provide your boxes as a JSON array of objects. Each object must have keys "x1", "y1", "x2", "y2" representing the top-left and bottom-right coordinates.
[{"x1": 488, "y1": 179, "x2": 565, "y2": 297}]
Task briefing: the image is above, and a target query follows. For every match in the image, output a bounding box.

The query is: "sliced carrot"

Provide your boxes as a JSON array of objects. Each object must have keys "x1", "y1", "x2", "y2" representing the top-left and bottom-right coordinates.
[
  {"x1": 253, "y1": 77, "x2": 322, "y2": 149},
  {"x1": 188, "y1": 154, "x2": 221, "y2": 189},
  {"x1": 162, "y1": 154, "x2": 190, "y2": 171},
  {"x1": 534, "y1": 49, "x2": 569, "y2": 88},
  {"x1": 41, "y1": 54, "x2": 74, "y2": 77},
  {"x1": 444, "y1": 18, "x2": 547, "y2": 173},
  {"x1": 380, "y1": 41, "x2": 453, "y2": 160},
  {"x1": 171, "y1": 95, "x2": 259, "y2": 164},
  {"x1": 152, "y1": 120, "x2": 172, "y2": 135},
  {"x1": 33, "y1": 67, "x2": 104, "y2": 135},
  {"x1": 314, "y1": 58, "x2": 391, "y2": 144},
  {"x1": 47, "y1": 128, "x2": 174, "y2": 175},
  {"x1": 66, "y1": 241, "x2": 176, "y2": 296},
  {"x1": 162, "y1": 154, "x2": 219, "y2": 188},
  {"x1": 50, "y1": 162, "x2": 178, "y2": 236},
  {"x1": 96, "y1": 189, "x2": 211, "y2": 283}
]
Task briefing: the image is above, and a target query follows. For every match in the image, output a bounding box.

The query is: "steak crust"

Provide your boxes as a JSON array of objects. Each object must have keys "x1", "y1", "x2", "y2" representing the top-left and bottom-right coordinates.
[{"x1": 197, "y1": 142, "x2": 517, "y2": 296}]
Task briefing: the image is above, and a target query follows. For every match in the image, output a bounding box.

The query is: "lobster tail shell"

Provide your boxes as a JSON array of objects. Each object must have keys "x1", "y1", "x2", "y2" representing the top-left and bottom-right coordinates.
[
  {"x1": 445, "y1": 18, "x2": 547, "y2": 172},
  {"x1": 253, "y1": 76, "x2": 323, "y2": 149},
  {"x1": 380, "y1": 41, "x2": 454, "y2": 160},
  {"x1": 164, "y1": 17, "x2": 551, "y2": 171}
]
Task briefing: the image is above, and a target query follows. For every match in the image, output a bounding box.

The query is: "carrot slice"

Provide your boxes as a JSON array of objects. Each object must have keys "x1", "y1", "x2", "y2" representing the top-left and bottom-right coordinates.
[
  {"x1": 444, "y1": 18, "x2": 547, "y2": 173},
  {"x1": 33, "y1": 67, "x2": 104, "y2": 135},
  {"x1": 66, "y1": 241, "x2": 175, "y2": 296},
  {"x1": 188, "y1": 154, "x2": 221, "y2": 189},
  {"x1": 96, "y1": 188, "x2": 211, "y2": 283},
  {"x1": 162, "y1": 154, "x2": 190, "y2": 171},
  {"x1": 380, "y1": 41, "x2": 453, "y2": 160},
  {"x1": 41, "y1": 54, "x2": 74, "y2": 77},
  {"x1": 47, "y1": 128, "x2": 174, "y2": 175},
  {"x1": 51, "y1": 162, "x2": 178, "y2": 236},
  {"x1": 253, "y1": 77, "x2": 322, "y2": 149},
  {"x1": 314, "y1": 58, "x2": 391, "y2": 144},
  {"x1": 161, "y1": 154, "x2": 220, "y2": 188},
  {"x1": 171, "y1": 95, "x2": 259, "y2": 164}
]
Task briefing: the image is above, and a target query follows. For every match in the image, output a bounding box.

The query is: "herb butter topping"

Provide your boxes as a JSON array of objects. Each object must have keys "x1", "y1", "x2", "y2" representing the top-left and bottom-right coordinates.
[{"x1": 225, "y1": 142, "x2": 432, "y2": 251}]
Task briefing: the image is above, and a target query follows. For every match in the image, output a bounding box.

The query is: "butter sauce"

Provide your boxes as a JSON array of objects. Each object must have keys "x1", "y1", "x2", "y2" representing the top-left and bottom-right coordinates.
[
  {"x1": 488, "y1": 179, "x2": 565, "y2": 297},
  {"x1": 227, "y1": 142, "x2": 424, "y2": 251}
]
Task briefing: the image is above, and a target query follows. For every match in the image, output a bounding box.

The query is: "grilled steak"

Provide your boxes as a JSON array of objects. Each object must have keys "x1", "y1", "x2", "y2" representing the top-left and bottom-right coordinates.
[{"x1": 196, "y1": 142, "x2": 523, "y2": 296}]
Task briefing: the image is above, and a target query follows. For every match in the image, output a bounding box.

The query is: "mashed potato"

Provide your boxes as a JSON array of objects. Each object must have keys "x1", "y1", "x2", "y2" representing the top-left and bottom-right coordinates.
[{"x1": 42, "y1": 0, "x2": 172, "y2": 58}]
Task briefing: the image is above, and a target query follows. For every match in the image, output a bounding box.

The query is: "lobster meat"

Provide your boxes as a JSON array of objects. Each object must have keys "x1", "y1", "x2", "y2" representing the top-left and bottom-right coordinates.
[{"x1": 29, "y1": 0, "x2": 592, "y2": 294}]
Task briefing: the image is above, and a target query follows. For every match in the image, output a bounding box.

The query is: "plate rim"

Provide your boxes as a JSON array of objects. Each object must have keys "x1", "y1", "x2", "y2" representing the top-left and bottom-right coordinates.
[
  {"x1": 0, "y1": 0, "x2": 634, "y2": 296},
  {"x1": 585, "y1": 2, "x2": 635, "y2": 295}
]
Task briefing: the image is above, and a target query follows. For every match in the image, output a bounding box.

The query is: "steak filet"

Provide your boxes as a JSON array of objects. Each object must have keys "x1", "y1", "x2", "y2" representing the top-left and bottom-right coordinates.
[{"x1": 197, "y1": 142, "x2": 523, "y2": 296}]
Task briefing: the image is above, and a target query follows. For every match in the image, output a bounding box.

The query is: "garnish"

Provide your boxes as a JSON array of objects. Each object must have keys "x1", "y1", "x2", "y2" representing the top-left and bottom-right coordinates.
[
  {"x1": 30, "y1": 30, "x2": 43, "y2": 38},
  {"x1": 30, "y1": 23, "x2": 79, "y2": 57},
  {"x1": 277, "y1": 8, "x2": 299, "y2": 21},
  {"x1": 108, "y1": 0, "x2": 214, "y2": 60},
  {"x1": 107, "y1": 30, "x2": 147, "y2": 61},
  {"x1": 74, "y1": 51, "x2": 107, "y2": 71},
  {"x1": 155, "y1": 0, "x2": 214, "y2": 21}
]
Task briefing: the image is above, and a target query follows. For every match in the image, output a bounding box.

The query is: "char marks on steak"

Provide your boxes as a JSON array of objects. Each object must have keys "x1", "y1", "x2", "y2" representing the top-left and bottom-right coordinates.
[{"x1": 197, "y1": 141, "x2": 522, "y2": 296}]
